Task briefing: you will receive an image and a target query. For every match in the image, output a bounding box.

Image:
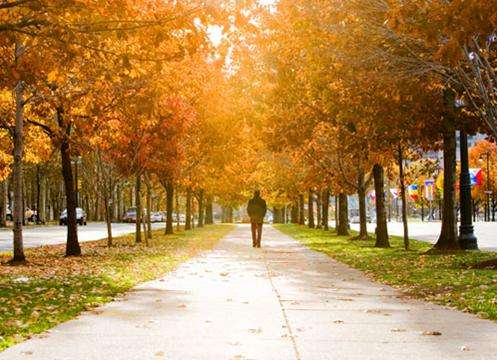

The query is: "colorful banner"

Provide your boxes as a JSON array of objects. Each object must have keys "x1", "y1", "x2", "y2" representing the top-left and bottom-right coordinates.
[
  {"x1": 390, "y1": 188, "x2": 399, "y2": 199},
  {"x1": 408, "y1": 184, "x2": 419, "y2": 202},
  {"x1": 469, "y1": 168, "x2": 483, "y2": 187},
  {"x1": 424, "y1": 179, "x2": 435, "y2": 201},
  {"x1": 368, "y1": 190, "x2": 376, "y2": 204}
]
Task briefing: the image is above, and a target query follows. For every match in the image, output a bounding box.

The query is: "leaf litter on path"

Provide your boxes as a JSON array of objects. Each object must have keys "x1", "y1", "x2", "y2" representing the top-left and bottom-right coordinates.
[{"x1": 421, "y1": 330, "x2": 442, "y2": 336}]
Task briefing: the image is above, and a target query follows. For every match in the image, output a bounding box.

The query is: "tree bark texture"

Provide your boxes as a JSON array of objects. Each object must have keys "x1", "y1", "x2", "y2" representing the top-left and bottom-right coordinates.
[
  {"x1": 337, "y1": 193, "x2": 349, "y2": 236},
  {"x1": 373, "y1": 164, "x2": 390, "y2": 248}
]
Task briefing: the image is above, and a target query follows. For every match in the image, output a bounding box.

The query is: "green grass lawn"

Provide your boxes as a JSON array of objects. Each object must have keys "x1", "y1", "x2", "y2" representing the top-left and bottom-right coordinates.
[
  {"x1": 274, "y1": 224, "x2": 497, "y2": 321},
  {"x1": 0, "y1": 224, "x2": 234, "y2": 351}
]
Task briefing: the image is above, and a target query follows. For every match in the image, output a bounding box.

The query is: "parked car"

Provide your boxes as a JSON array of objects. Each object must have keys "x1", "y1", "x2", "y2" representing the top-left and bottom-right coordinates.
[
  {"x1": 172, "y1": 213, "x2": 186, "y2": 222},
  {"x1": 123, "y1": 208, "x2": 149, "y2": 223},
  {"x1": 123, "y1": 208, "x2": 137, "y2": 223},
  {"x1": 60, "y1": 208, "x2": 87, "y2": 225},
  {"x1": 150, "y1": 211, "x2": 164, "y2": 223}
]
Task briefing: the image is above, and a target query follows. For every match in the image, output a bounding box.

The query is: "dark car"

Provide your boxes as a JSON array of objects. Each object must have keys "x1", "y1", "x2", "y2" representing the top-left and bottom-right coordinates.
[{"x1": 60, "y1": 208, "x2": 87, "y2": 226}]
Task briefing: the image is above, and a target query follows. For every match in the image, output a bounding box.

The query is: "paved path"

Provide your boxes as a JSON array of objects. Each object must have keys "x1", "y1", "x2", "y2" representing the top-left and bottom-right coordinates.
[
  {"x1": 2, "y1": 225, "x2": 497, "y2": 359},
  {"x1": 0, "y1": 222, "x2": 166, "y2": 252},
  {"x1": 346, "y1": 221, "x2": 497, "y2": 251}
]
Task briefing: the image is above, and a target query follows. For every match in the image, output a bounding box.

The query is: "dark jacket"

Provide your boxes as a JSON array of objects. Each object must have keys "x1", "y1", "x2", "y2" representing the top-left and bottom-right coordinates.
[{"x1": 247, "y1": 196, "x2": 267, "y2": 223}]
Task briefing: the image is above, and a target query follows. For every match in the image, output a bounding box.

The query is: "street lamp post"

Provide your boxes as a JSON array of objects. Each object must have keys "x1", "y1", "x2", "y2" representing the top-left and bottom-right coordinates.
[{"x1": 458, "y1": 129, "x2": 478, "y2": 250}]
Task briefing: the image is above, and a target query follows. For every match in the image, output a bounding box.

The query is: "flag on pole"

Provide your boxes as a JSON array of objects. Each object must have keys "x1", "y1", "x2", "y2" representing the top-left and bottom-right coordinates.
[
  {"x1": 469, "y1": 168, "x2": 483, "y2": 186},
  {"x1": 390, "y1": 188, "x2": 399, "y2": 199},
  {"x1": 424, "y1": 179, "x2": 435, "y2": 201},
  {"x1": 407, "y1": 184, "x2": 419, "y2": 202},
  {"x1": 368, "y1": 190, "x2": 376, "y2": 204}
]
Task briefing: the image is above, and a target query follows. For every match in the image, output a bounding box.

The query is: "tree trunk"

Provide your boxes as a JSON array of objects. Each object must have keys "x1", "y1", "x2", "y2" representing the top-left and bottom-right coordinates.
[
  {"x1": 145, "y1": 175, "x2": 152, "y2": 242},
  {"x1": 165, "y1": 181, "x2": 174, "y2": 235},
  {"x1": 221, "y1": 206, "x2": 226, "y2": 223},
  {"x1": 60, "y1": 137, "x2": 81, "y2": 255},
  {"x1": 205, "y1": 197, "x2": 213, "y2": 224},
  {"x1": 191, "y1": 197, "x2": 196, "y2": 229},
  {"x1": 117, "y1": 184, "x2": 123, "y2": 222},
  {"x1": 373, "y1": 164, "x2": 390, "y2": 248},
  {"x1": 135, "y1": 173, "x2": 142, "y2": 243},
  {"x1": 434, "y1": 91, "x2": 459, "y2": 250},
  {"x1": 104, "y1": 191, "x2": 113, "y2": 247},
  {"x1": 337, "y1": 193, "x2": 349, "y2": 236},
  {"x1": 308, "y1": 189, "x2": 315, "y2": 228},
  {"x1": 316, "y1": 191, "x2": 322, "y2": 229},
  {"x1": 141, "y1": 207, "x2": 147, "y2": 244},
  {"x1": 94, "y1": 193, "x2": 99, "y2": 222},
  {"x1": 0, "y1": 179, "x2": 7, "y2": 227},
  {"x1": 291, "y1": 201, "x2": 299, "y2": 223},
  {"x1": 322, "y1": 189, "x2": 329, "y2": 230},
  {"x1": 175, "y1": 189, "x2": 180, "y2": 231},
  {"x1": 299, "y1": 194, "x2": 305, "y2": 225},
  {"x1": 197, "y1": 189, "x2": 204, "y2": 227},
  {"x1": 334, "y1": 195, "x2": 339, "y2": 229},
  {"x1": 35, "y1": 164, "x2": 41, "y2": 223},
  {"x1": 11, "y1": 79, "x2": 26, "y2": 262},
  {"x1": 386, "y1": 174, "x2": 392, "y2": 222},
  {"x1": 357, "y1": 170, "x2": 368, "y2": 240},
  {"x1": 40, "y1": 175, "x2": 46, "y2": 223},
  {"x1": 185, "y1": 187, "x2": 192, "y2": 230},
  {"x1": 272, "y1": 207, "x2": 280, "y2": 223},
  {"x1": 398, "y1": 144, "x2": 409, "y2": 250}
]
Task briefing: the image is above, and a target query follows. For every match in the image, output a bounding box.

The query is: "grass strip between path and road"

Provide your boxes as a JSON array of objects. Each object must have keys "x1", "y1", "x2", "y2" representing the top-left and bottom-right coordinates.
[
  {"x1": 0, "y1": 224, "x2": 234, "y2": 351},
  {"x1": 274, "y1": 224, "x2": 497, "y2": 322}
]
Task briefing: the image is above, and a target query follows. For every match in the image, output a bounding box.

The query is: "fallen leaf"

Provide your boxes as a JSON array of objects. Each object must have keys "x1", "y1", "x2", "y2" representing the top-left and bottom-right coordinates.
[
  {"x1": 248, "y1": 327, "x2": 262, "y2": 334},
  {"x1": 421, "y1": 331, "x2": 442, "y2": 336}
]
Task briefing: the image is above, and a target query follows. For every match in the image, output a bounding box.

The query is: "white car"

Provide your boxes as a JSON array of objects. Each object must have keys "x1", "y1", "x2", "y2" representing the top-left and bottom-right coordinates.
[
  {"x1": 60, "y1": 208, "x2": 87, "y2": 226},
  {"x1": 171, "y1": 213, "x2": 186, "y2": 222},
  {"x1": 150, "y1": 212, "x2": 164, "y2": 223}
]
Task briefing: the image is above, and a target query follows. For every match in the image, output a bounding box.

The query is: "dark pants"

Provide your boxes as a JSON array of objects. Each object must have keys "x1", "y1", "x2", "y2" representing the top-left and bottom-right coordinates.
[{"x1": 251, "y1": 222, "x2": 263, "y2": 247}]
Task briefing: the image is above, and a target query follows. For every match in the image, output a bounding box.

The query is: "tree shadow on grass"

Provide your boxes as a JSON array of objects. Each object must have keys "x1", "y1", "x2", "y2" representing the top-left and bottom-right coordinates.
[{"x1": 468, "y1": 258, "x2": 497, "y2": 270}]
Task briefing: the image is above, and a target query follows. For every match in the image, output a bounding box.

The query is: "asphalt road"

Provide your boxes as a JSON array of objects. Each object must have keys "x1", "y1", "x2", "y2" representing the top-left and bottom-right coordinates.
[
  {"x1": 1, "y1": 220, "x2": 495, "y2": 253},
  {"x1": 347, "y1": 220, "x2": 497, "y2": 251},
  {"x1": 0, "y1": 222, "x2": 166, "y2": 252}
]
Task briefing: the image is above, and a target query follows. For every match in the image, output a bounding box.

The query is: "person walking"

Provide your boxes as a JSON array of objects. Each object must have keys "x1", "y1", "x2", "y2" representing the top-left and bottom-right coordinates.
[{"x1": 247, "y1": 190, "x2": 267, "y2": 248}]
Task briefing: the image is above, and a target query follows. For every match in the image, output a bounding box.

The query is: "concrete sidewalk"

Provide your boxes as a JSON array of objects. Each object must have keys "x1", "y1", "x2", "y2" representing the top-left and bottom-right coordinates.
[{"x1": 2, "y1": 225, "x2": 497, "y2": 359}]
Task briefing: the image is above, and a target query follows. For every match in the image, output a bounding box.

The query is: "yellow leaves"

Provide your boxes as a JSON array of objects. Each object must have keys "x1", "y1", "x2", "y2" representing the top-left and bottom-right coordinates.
[
  {"x1": 0, "y1": 89, "x2": 12, "y2": 103},
  {"x1": 46, "y1": 70, "x2": 64, "y2": 84}
]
